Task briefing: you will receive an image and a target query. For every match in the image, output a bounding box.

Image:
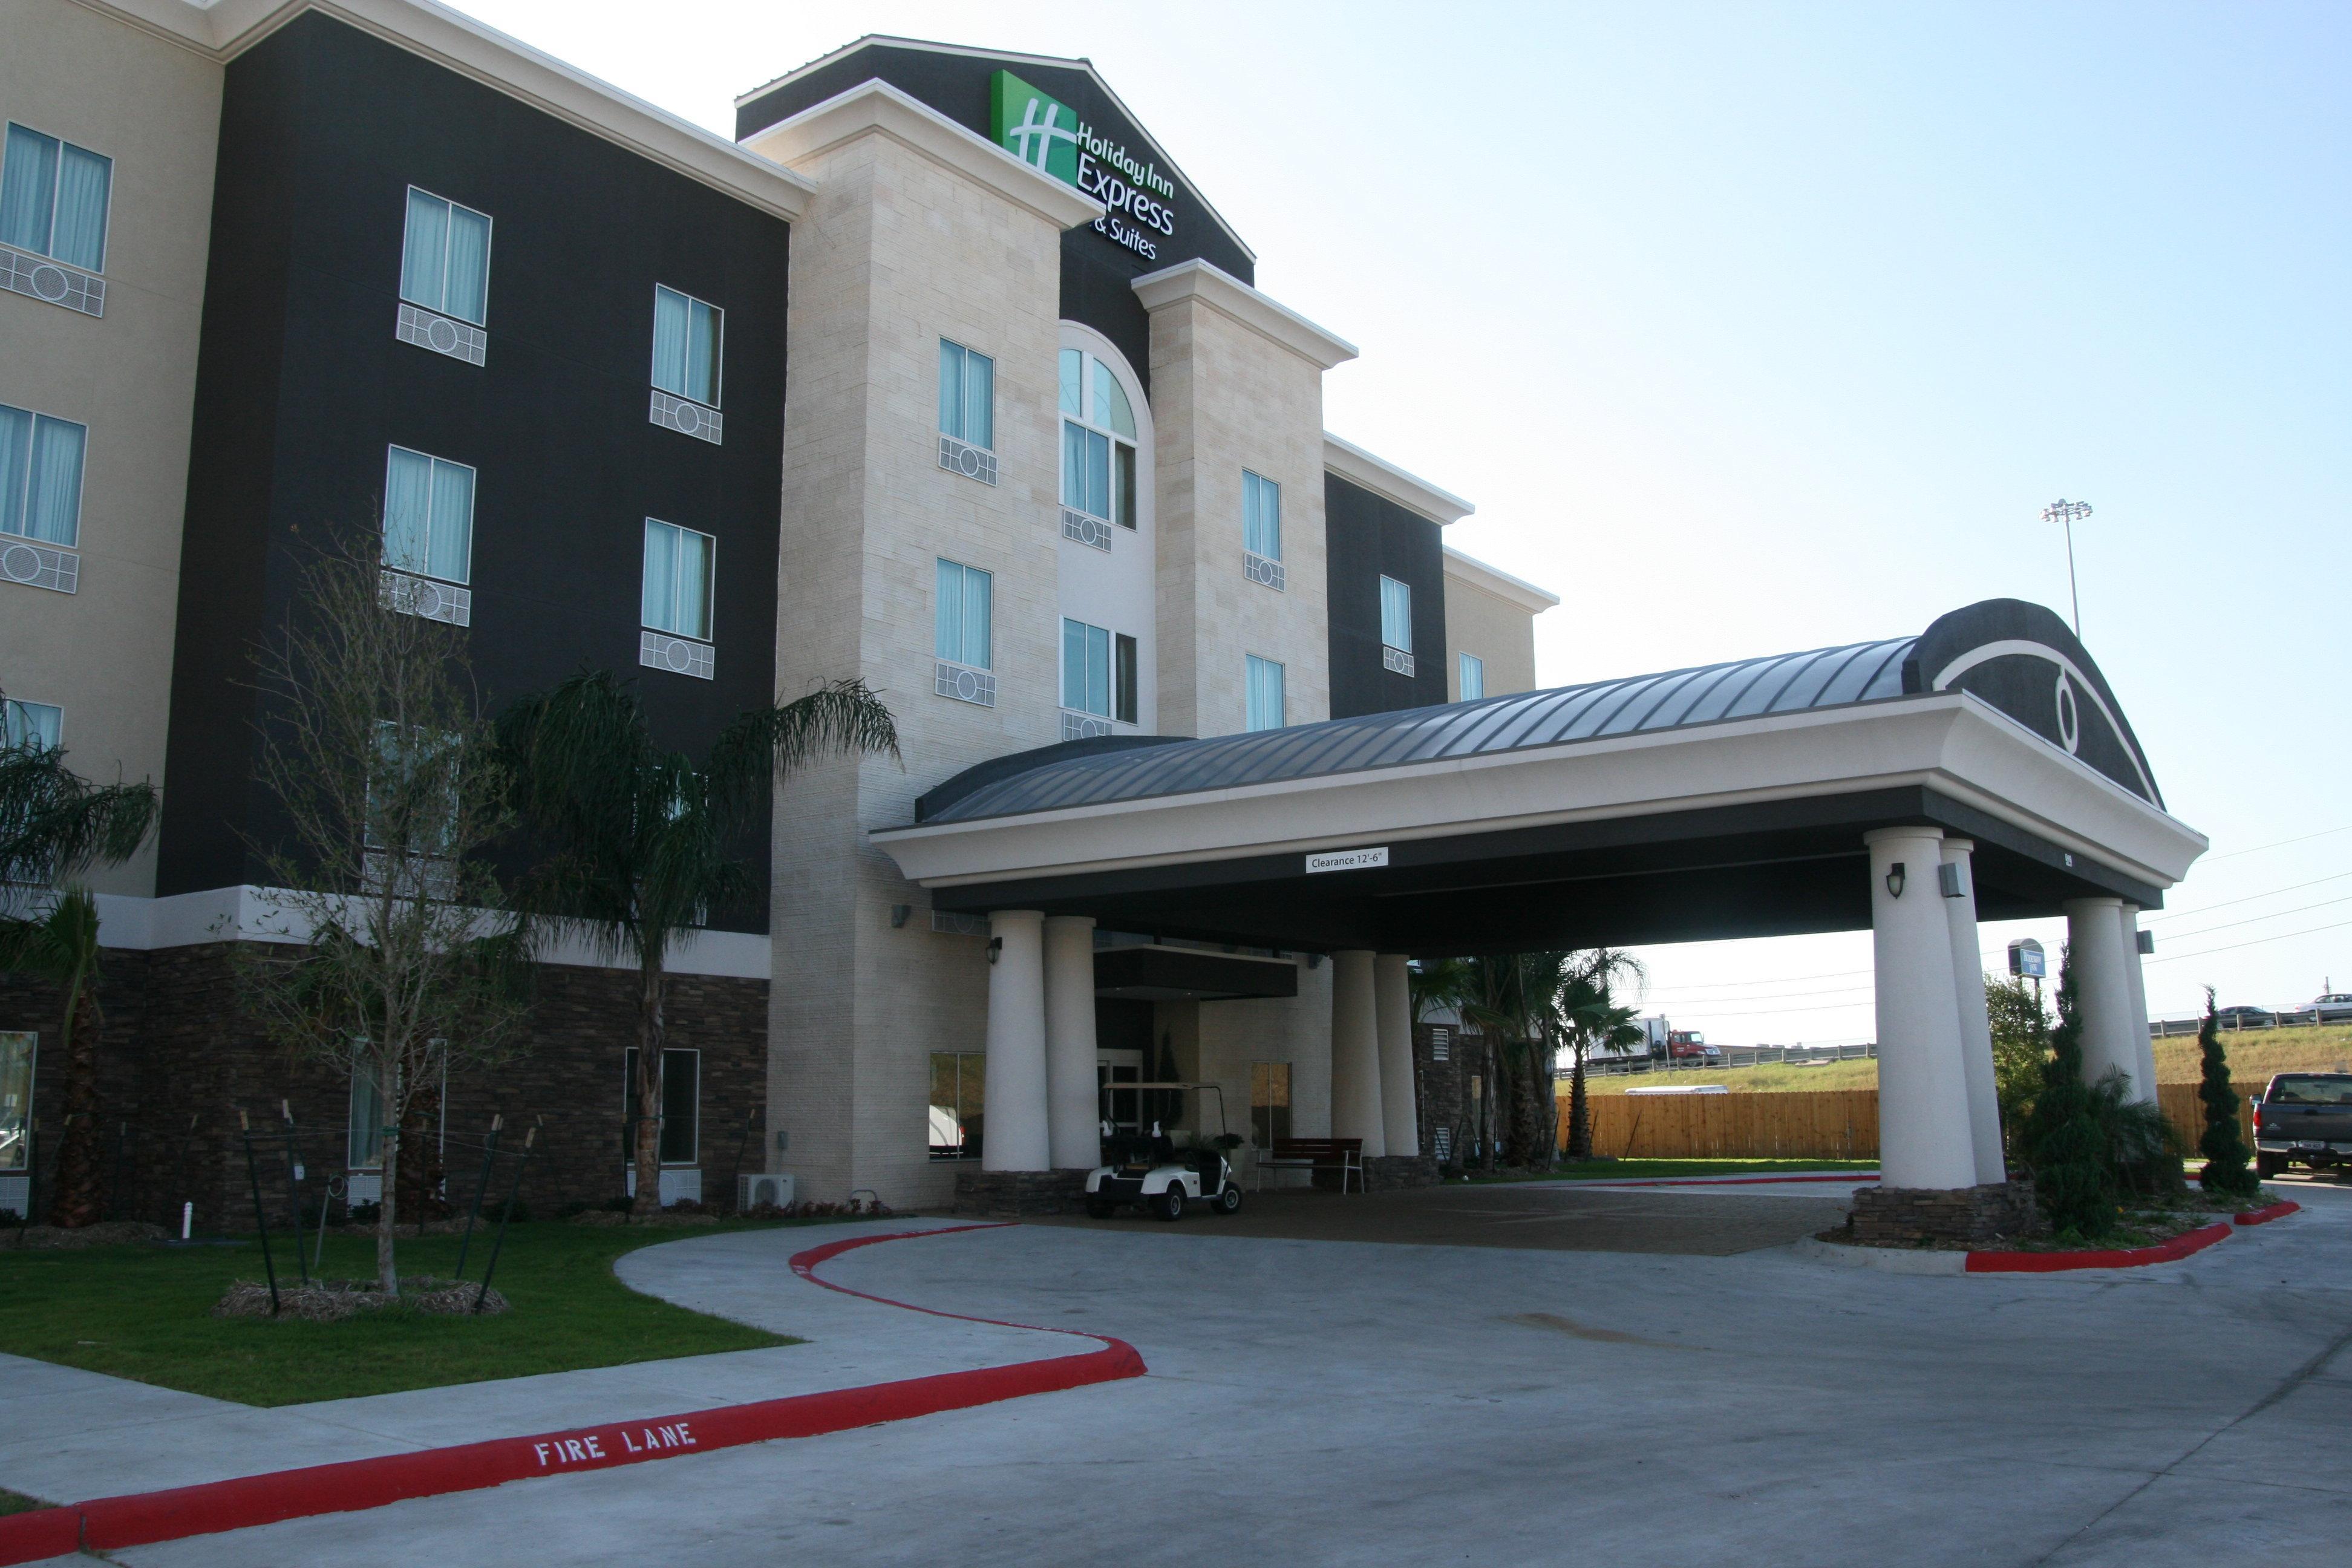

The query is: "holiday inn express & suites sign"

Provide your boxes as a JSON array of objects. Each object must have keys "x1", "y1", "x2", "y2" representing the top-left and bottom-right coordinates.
[{"x1": 991, "y1": 70, "x2": 1178, "y2": 259}]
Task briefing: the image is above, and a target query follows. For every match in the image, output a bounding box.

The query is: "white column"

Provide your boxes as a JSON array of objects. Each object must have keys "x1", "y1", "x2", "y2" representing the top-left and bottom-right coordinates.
[
  {"x1": 981, "y1": 910, "x2": 1050, "y2": 1172},
  {"x1": 1043, "y1": 915, "x2": 1100, "y2": 1170},
  {"x1": 1939, "y1": 840, "x2": 2008, "y2": 1185},
  {"x1": 2065, "y1": 897, "x2": 2141, "y2": 1100},
  {"x1": 1330, "y1": 950, "x2": 1387, "y2": 1158},
  {"x1": 1867, "y1": 827, "x2": 1978, "y2": 1190},
  {"x1": 2117, "y1": 902, "x2": 2158, "y2": 1105},
  {"x1": 1374, "y1": 954, "x2": 1419, "y2": 1158}
]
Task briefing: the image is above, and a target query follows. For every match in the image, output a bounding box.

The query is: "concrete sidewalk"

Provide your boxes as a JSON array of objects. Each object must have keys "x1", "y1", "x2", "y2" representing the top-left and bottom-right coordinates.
[{"x1": 0, "y1": 1219, "x2": 1065, "y2": 1511}]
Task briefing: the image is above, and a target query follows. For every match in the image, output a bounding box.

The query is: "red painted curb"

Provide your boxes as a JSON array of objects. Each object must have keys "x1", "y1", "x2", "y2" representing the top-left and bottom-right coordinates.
[
  {"x1": 2235, "y1": 1199, "x2": 2300, "y2": 1226},
  {"x1": 1964, "y1": 1220, "x2": 2232, "y2": 1273},
  {"x1": 0, "y1": 1223, "x2": 1142, "y2": 1564}
]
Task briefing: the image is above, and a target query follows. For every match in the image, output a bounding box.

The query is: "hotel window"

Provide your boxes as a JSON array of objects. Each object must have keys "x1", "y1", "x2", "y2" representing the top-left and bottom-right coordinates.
[
  {"x1": 1060, "y1": 347, "x2": 1137, "y2": 530},
  {"x1": 929, "y1": 1050, "x2": 985, "y2": 1159},
  {"x1": 1379, "y1": 577, "x2": 1413, "y2": 654},
  {"x1": 3, "y1": 700, "x2": 62, "y2": 753},
  {"x1": 1062, "y1": 619, "x2": 1136, "y2": 725},
  {"x1": 935, "y1": 559, "x2": 993, "y2": 670},
  {"x1": 381, "y1": 446, "x2": 474, "y2": 585},
  {"x1": 1459, "y1": 652, "x2": 1485, "y2": 700},
  {"x1": 1243, "y1": 471, "x2": 1281, "y2": 561},
  {"x1": 653, "y1": 286, "x2": 723, "y2": 408},
  {"x1": 938, "y1": 339, "x2": 993, "y2": 451},
  {"x1": 1250, "y1": 1062, "x2": 1292, "y2": 1150},
  {"x1": 1245, "y1": 655, "x2": 1285, "y2": 733},
  {"x1": 623, "y1": 1047, "x2": 700, "y2": 1165},
  {"x1": 1, "y1": 123, "x2": 111, "y2": 272},
  {"x1": 3, "y1": 1031, "x2": 36, "y2": 1177},
  {"x1": 347, "y1": 1056, "x2": 387, "y2": 1171},
  {"x1": 398, "y1": 188, "x2": 491, "y2": 326},
  {"x1": 641, "y1": 520, "x2": 714, "y2": 642},
  {"x1": 0, "y1": 402, "x2": 86, "y2": 550}
]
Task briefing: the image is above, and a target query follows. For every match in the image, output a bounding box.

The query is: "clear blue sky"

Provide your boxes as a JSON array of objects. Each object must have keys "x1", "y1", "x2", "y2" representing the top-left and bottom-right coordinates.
[{"x1": 471, "y1": 0, "x2": 2352, "y2": 1041}]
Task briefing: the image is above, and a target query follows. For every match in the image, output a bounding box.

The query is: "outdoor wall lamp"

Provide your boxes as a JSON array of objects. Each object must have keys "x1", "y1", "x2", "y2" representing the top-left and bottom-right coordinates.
[
  {"x1": 1885, "y1": 863, "x2": 1907, "y2": 898},
  {"x1": 987, "y1": 936, "x2": 1002, "y2": 964},
  {"x1": 1938, "y1": 862, "x2": 1964, "y2": 899},
  {"x1": 890, "y1": 904, "x2": 911, "y2": 928}
]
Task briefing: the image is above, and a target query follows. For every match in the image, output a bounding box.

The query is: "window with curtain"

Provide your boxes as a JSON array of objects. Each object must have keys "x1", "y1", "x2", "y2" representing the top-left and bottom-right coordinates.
[
  {"x1": 624, "y1": 1048, "x2": 700, "y2": 1165},
  {"x1": 653, "y1": 286, "x2": 723, "y2": 408},
  {"x1": 1062, "y1": 618, "x2": 1113, "y2": 717},
  {"x1": 381, "y1": 445, "x2": 475, "y2": 584},
  {"x1": 1380, "y1": 575, "x2": 1414, "y2": 653},
  {"x1": 1243, "y1": 470, "x2": 1281, "y2": 561},
  {"x1": 1, "y1": 123, "x2": 111, "y2": 271},
  {"x1": 1250, "y1": 1062, "x2": 1292, "y2": 1149},
  {"x1": 0, "y1": 403, "x2": 87, "y2": 548},
  {"x1": 398, "y1": 188, "x2": 492, "y2": 327},
  {"x1": 934, "y1": 559, "x2": 992, "y2": 669},
  {"x1": 1246, "y1": 655, "x2": 1285, "y2": 732},
  {"x1": 928, "y1": 1051, "x2": 985, "y2": 1159},
  {"x1": 1459, "y1": 652, "x2": 1485, "y2": 700},
  {"x1": 938, "y1": 339, "x2": 994, "y2": 450},
  {"x1": 1114, "y1": 632, "x2": 1138, "y2": 725},
  {"x1": 1059, "y1": 345, "x2": 1138, "y2": 528},
  {"x1": 347, "y1": 1054, "x2": 387, "y2": 1170},
  {"x1": 641, "y1": 519, "x2": 715, "y2": 641},
  {"x1": 1, "y1": 1031, "x2": 33, "y2": 1172},
  {"x1": 3, "y1": 700, "x2": 62, "y2": 752}
]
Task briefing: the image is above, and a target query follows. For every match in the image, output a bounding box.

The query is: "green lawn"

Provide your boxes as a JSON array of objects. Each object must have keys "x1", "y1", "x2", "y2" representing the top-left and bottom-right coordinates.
[
  {"x1": 1469, "y1": 1157, "x2": 1877, "y2": 1183},
  {"x1": 0, "y1": 1220, "x2": 818, "y2": 1407}
]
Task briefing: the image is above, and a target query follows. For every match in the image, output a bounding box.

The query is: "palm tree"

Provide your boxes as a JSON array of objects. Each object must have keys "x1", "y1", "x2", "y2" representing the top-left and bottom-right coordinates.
[
  {"x1": 498, "y1": 671, "x2": 897, "y2": 1216},
  {"x1": 1557, "y1": 949, "x2": 1648, "y2": 1160},
  {"x1": 0, "y1": 705, "x2": 158, "y2": 1226}
]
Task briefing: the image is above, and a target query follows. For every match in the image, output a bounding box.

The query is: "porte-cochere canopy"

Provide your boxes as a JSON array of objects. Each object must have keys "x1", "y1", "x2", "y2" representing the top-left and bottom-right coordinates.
[{"x1": 873, "y1": 600, "x2": 2206, "y2": 956}]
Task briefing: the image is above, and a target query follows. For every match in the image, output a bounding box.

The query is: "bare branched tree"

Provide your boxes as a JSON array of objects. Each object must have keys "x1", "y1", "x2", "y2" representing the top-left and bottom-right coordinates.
[{"x1": 235, "y1": 529, "x2": 535, "y2": 1292}]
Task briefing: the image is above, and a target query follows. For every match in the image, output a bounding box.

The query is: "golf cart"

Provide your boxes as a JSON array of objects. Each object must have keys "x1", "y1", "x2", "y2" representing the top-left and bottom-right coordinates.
[{"x1": 1083, "y1": 1082, "x2": 1244, "y2": 1221}]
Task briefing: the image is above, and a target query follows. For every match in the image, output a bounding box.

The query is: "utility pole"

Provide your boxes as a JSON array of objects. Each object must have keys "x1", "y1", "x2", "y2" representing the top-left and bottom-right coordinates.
[{"x1": 2042, "y1": 499, "x2": 2093, "y2": 638}]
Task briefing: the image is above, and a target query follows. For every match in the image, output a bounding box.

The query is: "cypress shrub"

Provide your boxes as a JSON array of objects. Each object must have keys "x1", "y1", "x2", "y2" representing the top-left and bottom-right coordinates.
[
  {"x1": 2194, "y1": 987, "x2": 2260, "y2": 1200},
  {"x1": 2022, "y1": 954, "x2": 2116, "y2": 1238}
]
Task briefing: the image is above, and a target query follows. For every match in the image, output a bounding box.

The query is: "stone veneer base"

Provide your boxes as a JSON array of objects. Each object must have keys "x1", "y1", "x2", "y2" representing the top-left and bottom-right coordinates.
[
  {"x1": 950, "y1": 1168, "x2": 1090, "y2": 1218},
  {"x1": 1843, "y1": 1180, "x2": 2047, "y2": 1247}
]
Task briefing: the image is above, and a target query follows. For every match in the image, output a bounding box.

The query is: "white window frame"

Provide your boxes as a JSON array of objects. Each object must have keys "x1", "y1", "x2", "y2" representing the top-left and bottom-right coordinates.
[
  {"x1": 1243, "y1": 470, "x2": 1281, "y2": 562},
  {"x1": 935, "y1": 558, "x2": 993, "y2": 671},
  {"x1": 381, "y1": 445, "x2": 476, "y2": 586},
  {"x1": 641, "y1": 517, "x2": 716, "y2": 642},
  {"x1": 1380, "y1": 575, "x2": 1414, "y2": 656},
  {"x1": 624, "y1": 1046, "x2": 701, "y2": 1167},
  {"x1": 652, "y1": 284, "x2": 724, "y2": 410},
  {"x1": 1, "y1": 121, "x2": 113, "y2": 272},
  {"x1": 1059, "y1": 345, "x2": 1141, "y2": 529},
  {"x1": 1246, "y1": 653, "x2": 1285, "y2": 733},
  {"x1": 938, "y1": 338, "x2": 993, "y2": 451},
  {"x1": 2, "y1": 699, "x2": 62, "y2": 752},
  {"x1": 1459, "y1": 652, "x2": 1485, "y2": 701},
  {"x1": 1062, "y1": 616, "x2": 1115, "y2": 719},
  {"x1": 0, "y1": 400, "x2": 89, "y2": 550},
  {"x1": 399, "y1": 186, "x2": 493, "y2": 327}
]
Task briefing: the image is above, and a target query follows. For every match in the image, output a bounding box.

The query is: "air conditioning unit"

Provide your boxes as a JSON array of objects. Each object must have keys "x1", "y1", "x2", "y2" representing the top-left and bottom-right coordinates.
[{"x1": 739, "y1": 1172, "x2": 795, "y2": 1211}]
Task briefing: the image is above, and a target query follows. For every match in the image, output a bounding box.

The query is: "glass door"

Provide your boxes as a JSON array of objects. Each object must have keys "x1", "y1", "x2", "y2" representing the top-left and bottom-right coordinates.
[{"x1": 1097, "y1": 1048, "x2": 1144, "y2": 1140}]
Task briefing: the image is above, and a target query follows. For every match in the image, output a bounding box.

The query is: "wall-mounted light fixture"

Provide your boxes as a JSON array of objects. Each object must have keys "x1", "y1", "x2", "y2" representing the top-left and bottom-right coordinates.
[
  {"x1": 1306, "y1": 953, "x2": 1322, "y2": 970},
  {"x1": 1938, "y1": 863, "x2": 1964, "y2": 899},
  {"x1": 2137, "y1": 930, "x2": 2154, "y2": 955},
  {"x1": 987, "y1": 936, "x2": 1002, "y2": 964},
  {"x1": 1885, "y1": 863, "x2": 1907, "y2": 899},
  {"x1": 890, "y1": 904, "x2": 911, "y2": 928}
]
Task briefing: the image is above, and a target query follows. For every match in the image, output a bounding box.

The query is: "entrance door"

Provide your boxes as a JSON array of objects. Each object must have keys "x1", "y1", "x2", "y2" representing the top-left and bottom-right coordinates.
[{"x1": 1097, "y1": 1048, "x2": 1144, "y2": 1139}]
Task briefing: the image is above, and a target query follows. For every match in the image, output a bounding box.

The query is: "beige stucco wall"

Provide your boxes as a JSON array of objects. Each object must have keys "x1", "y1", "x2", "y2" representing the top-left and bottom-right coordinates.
[
  {"x1": 764, "y1": 124, "x2": 1070, "y2": 1205},
  {"x1": 1145, "y1": 295, "x2": 1331, "y2": 739},
  {"x1": 1, "y1": 0, "x2": 220, "y2": 896},
  {"x1": 1443, "y1": 576, "x2": 1543, "y2": 699}
]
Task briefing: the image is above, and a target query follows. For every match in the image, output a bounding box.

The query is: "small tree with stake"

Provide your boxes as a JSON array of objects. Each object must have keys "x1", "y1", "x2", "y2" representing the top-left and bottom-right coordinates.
[
  {"x1": 498, "y1": 670, "x2": 898, "y2": 1217},
  {"x1": 235, "y1": 531, "x2": 537, "y2": 1293},
  {"x1": 2194, "y1": 987, "x2": 2259, "y2": 1200}
]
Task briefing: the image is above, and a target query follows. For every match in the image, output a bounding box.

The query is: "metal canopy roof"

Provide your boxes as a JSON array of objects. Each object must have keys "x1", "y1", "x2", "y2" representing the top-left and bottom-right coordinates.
[{"x1": 917, "y1": 637, "x2": 1916, "y2": 826}]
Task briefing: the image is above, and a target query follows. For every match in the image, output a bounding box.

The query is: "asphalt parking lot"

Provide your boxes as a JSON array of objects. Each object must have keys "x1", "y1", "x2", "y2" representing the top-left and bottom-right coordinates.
[{"x1": 99, "y1": 1180, "x2": 2352, "y2": 1568}]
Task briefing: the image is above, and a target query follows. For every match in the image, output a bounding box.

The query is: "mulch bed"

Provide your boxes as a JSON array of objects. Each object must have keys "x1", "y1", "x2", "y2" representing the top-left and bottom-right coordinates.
[
  {"x1": 214, "y1": 1275, "x2": 511, "y2": 1321},
  {"x1": 3, "y1": 1221, "x2": 166, "y2": 1250}
]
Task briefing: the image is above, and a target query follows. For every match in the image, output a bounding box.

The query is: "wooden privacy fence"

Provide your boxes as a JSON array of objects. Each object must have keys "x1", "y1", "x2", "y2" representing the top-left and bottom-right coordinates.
[
  {"x1": 1573, "y1": 1089, "x2": 1880, "y2": 1161},
  {"x1": 1564, "y1": 1082, "x2": 2262, "y2": 1161}
]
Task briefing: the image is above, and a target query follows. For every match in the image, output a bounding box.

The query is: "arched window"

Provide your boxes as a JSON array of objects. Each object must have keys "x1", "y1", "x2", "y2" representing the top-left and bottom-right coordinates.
[{"x1": 1059, "y1": 346, "x2": 1137, "y2": 530}]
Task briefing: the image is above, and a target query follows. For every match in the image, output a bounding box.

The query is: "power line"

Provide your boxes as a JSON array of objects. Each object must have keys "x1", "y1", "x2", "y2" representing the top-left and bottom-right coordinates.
[
  {"x1": 2144, "y1": 868, "x2": 2352, "y2": 923},
  {"x1": 2154, "y1": 894, "x2": 2352, "y2": 944},
  {"x1": 2202, "y1": 824, "x2": 2352, "y2": 861},
  {"x1": 2145, "y1": 916, "x2": 2352, "y2": 966}
]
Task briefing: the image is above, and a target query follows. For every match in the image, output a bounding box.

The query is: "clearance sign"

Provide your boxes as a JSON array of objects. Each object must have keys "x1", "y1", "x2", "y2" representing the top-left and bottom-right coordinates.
[{"x1": 991, "y1": 70, "x2": 1177, "y2": 260}]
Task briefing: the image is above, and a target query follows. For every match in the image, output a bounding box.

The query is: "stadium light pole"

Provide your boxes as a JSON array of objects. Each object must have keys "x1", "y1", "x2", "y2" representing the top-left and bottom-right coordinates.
[{"x1": 2042, "y1": 499, "x2": 2093, "y2": 637}]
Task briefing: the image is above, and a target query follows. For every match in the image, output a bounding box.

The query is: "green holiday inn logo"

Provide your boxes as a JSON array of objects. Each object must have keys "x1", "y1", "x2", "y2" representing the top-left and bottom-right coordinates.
[{"x1": 990, "y1": 70, "x2": 1179, "y2": 258}]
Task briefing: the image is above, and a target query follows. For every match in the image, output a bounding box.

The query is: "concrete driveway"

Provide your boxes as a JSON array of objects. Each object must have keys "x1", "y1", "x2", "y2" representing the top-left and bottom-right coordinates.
[{"x1": 103, "y1": 1181, "x2": 2352, "y2": 1568}]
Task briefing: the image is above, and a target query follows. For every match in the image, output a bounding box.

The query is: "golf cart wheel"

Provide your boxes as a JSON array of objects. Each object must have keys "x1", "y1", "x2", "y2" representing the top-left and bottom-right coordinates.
[
  {"x1": 1215, "y1": 1183, "x2": 1243, "y2": 1215},
  {"x1": 1154, "y1": 1186, "x2": 1184, "y2": 1221},
  {"x1": 1085, "y1": 1199, "x2": 1115, "y2": 1219},
  {"x1": 2256, "y1": 1152, "x2": 2285, "y2": 1178}
]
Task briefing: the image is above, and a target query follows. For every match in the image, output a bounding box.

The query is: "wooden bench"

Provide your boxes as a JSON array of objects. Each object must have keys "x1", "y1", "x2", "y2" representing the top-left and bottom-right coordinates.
[{"x1": 1254, "y1": 1137, "x2": 1365, "y2": 1194}]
